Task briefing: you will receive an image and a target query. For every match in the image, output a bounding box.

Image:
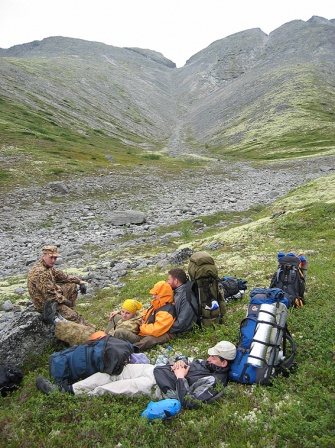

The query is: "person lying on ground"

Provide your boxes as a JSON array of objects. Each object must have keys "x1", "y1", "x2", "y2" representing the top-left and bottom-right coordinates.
[
  {"x1": 154, "y1": 341, "x2": 236, "y2": 409},
  {"x1": 54, "y1": 299, "x2": 143, "y2": 346},
  {"x1": 35, "y1": 340, "x2": 236, "y2": 409},
  {"x1": 27, "y1": 245, "x2": 91, "y2": 326}
]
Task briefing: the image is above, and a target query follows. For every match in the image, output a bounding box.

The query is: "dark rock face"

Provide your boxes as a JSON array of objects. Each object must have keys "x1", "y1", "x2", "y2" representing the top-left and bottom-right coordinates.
[{"x1": 0, "y1": 307, "x2": 58, "y2": 368}]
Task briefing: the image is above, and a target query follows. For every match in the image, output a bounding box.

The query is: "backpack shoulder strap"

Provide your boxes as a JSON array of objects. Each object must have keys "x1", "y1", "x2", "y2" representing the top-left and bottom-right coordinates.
[{"x1": 185, "y1": 280, "x2": 202, "y2": 328}]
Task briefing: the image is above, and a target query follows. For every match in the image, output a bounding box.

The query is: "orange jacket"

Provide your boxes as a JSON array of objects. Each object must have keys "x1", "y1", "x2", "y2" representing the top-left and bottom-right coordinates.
[{"x1": 139, "y1": 281, "x2": 176, "y2": 337}]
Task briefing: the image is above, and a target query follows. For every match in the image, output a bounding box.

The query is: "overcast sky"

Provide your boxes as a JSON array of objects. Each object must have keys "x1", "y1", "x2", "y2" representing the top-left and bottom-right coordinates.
[{"x1": 1, "y1": 0, "x2": 334, "y2": 67}]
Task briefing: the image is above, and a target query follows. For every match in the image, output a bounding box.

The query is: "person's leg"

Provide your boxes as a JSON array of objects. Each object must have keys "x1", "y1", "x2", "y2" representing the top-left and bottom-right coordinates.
[
  {"x1": 153, "y1": 365, "x2": 178, "y2": 394},
  {"x1": 89, "y1": 364, "x2": 156, "y2": 397},
  {"x1": 135, "y1": 334, "x2": 169, "y2": 351},
  {"x1": 72, "y1": 372, "x2": 112, "y2": 395},
  {"x1": 113, "y1": 329, "x2": 141, "y2": 344},
  {"x1": 59, "y1": 283, "x2": 78, "y2": 307},
  {"x1": 56, "y1": 303, "x2": 94, "y2": 327},
  {"x1": 54, "y1": 321, "x2": 95, "y2": 346}
]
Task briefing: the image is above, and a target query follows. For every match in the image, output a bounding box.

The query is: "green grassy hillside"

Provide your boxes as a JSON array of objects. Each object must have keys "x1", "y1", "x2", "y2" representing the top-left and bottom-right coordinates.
[
  {"x1": 205, "y1": 64, "x2": 335, "y2": 159},
  {"x1": 1, "y1": 173, "x2": 334, "y2": 448}
]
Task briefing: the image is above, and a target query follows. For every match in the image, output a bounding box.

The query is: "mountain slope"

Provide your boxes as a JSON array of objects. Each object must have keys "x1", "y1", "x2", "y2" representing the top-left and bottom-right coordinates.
[
  {"x1": 0, "y1": 16, "x2": 334, "y2": 177},
  {"x1": 174, "y1": 16, "x2": 335, "y2": 158}
]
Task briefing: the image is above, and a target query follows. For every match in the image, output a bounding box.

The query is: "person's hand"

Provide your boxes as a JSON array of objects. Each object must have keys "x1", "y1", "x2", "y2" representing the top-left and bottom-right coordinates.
[
  {"x1": 171, "y1": 360, "x2": 187, "y2": 370},
  {"x1": 109, "y1": 311, "x2": 120, "y2": 321},
  {"x1": 79, "y1": 283, "x2": 87, "y2": 294},
  {"x1": 173, "y1": 363, "x2": 190, "y2": 379}
]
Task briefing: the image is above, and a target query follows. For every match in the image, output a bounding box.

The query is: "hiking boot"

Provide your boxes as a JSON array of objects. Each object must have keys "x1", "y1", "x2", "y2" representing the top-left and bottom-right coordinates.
[
  {"x1": 42, "y1": 299, "x2": 58, "y2": 324},
  {"x1": 36, "y1": 377, "x2": 70, "y2": 394},
  {"x1": 36, "y1": 376, "x2": 57, "y2": 395}
]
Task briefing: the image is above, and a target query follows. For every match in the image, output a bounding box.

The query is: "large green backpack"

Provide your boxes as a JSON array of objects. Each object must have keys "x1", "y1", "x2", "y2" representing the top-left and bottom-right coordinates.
[{"x1": 187, "y1": 251, "x2": 226, "y2": 327}]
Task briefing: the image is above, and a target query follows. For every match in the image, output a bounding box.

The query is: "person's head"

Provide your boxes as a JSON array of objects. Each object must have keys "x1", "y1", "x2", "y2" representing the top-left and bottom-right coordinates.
[
  {"x1": 121, "y1": 299, "x2": 143, "y2": 320},
  {"x1": 149, "y1": 281, "x2": 173, "y2": 302},
  {"x1": 167, "y1": 268, "x2": 187, "y2": 290},
  {"x1": 41, "y1": 245, "x2": 60, "y2": 268},
  {"x1": 207, "y1": 341, "x2": 236, "y2": 368}
]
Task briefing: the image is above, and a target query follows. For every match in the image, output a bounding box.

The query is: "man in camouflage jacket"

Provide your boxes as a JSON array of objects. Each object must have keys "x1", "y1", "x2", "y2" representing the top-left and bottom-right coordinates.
[{"x1": 27, "y1": 245, "x2": 91, "y2": 325}]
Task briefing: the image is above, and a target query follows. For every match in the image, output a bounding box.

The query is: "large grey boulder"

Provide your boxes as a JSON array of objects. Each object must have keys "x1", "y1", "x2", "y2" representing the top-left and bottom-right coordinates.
[
  {"x1": 106, "y1": 210, "x2": 146, "y2": 226},
  {"x1": 48, "y1": 181, "x2": 69, "y2": 194},
  {"x1": 0, "y1": 308, "x2": 58, "y2": 368}
]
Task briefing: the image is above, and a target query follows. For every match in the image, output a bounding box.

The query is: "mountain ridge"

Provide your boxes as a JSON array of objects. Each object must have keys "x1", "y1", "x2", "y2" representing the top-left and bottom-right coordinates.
[{"x1": 0, "y1": 16, "x2": 334, "y2": 166}]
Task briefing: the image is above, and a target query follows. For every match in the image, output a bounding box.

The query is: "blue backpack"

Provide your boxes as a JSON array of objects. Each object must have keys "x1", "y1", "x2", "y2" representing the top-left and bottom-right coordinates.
[
  {"x1": 229, "y1": 288, "x2": 296, "y2": 385},
  {"x1": 49, "y1": 335, "x2": 134, "y2": 384}
]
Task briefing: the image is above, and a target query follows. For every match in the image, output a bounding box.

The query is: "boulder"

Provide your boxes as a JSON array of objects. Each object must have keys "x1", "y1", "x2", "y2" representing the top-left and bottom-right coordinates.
[
  {"x1": 106, "y1": 210, "x2": 146, "y2": 226},
  {"x1": 0, "y1": 308, "x2": 58, "y2": 368},
  {"x1": 48, "y1": 181, "x2": 69, "y2": 194}
]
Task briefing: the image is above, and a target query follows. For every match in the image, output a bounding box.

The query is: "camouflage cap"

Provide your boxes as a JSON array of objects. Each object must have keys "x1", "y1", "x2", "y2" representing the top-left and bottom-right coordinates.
[{"x1": 42, "y1": 245, "x2": 60, "y2": 257}]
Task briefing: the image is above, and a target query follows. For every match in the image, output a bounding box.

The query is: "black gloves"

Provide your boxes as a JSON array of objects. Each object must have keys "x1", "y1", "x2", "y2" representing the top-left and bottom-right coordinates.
[{"x1": 79, "y1": 283, "x2": 87, "y2": 294}]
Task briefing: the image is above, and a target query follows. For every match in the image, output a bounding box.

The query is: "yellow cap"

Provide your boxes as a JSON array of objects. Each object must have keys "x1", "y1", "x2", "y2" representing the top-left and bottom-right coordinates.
[{"x1": 122, "y1": 299, "x2": 143, "y2": 313}]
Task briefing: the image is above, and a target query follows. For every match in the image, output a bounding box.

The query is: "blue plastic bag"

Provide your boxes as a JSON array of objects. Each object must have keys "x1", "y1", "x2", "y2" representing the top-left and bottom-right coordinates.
[
  {"x1": 141, "y1": 399, "x2": 181, "y2": 421},
  {"x1": 129, "y1": 353, "x2": 150, "y2": 364}
]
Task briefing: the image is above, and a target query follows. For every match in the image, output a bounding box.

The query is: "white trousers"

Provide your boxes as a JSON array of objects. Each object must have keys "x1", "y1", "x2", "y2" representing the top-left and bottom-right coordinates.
[{"x1": 72, "y1": 364, "x2": 156, "y2": 397}]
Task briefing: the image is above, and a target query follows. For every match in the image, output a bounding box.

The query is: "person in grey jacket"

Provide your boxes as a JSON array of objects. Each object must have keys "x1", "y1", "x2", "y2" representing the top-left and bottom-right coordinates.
[
  {"x1": 153, "y1": 341, "x2": 236, "y2": 409},
  {"x1": 167, "y1": 268, "x2": 199, "y2": 335},
  {"x1": 125, "y1": 268, "x2": 199, "y2": 349}
]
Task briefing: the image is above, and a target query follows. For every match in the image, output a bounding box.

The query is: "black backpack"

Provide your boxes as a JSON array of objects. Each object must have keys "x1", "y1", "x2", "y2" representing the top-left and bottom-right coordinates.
[
  {"x1": 187, "y1": 251, "x2": 226, "y2": 327},
  {"x1": 0, "y1": 364, "x2": 23, "y2": 397},
  {"x1": 269, "y1": 255, "x2": 306, "y2": 308},
  {"x1": 218, "y1": 276, "x2": 248, "y2": 304}
]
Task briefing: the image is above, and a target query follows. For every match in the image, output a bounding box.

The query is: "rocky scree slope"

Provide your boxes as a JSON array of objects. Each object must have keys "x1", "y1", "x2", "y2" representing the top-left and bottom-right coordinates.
[{"x1": 0, "y1": 156, "x2": 334, "y2": 287}]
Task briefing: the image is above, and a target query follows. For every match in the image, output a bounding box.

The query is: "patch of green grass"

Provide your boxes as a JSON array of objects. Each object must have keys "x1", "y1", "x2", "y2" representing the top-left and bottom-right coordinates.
[
  {"x1": 0, "y1": 95, "x2": 208, "y2": 193},
  {"x1": 180, "y1": 222, "x2": 192, "y2": 241},
  {"x1": 0, "y1": 170, "x2": 11, "y2": 180},
  {"x1": 142, "y1": 153, "x2": 161, "y2": 160}
]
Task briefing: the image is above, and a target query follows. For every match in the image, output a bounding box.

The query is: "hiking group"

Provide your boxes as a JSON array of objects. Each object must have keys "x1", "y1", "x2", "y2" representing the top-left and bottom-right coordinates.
[{"x1": 22, "y1": 245, "x2": 307, "y2": 414}]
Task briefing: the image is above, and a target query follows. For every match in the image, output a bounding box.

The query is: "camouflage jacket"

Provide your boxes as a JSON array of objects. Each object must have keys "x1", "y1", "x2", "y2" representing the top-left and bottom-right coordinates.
[
  {"x1": 27, "y1": 257, "x2": 81, "y2": 311},
  {"x1": 108, "y1": 311, "x2": 142, "y2": 336}
]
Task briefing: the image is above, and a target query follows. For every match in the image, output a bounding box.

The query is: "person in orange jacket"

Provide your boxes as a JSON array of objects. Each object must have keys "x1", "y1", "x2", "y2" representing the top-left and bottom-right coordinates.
[{"x1": 135, "y1": 280, "x2": 176, "y2": 351}]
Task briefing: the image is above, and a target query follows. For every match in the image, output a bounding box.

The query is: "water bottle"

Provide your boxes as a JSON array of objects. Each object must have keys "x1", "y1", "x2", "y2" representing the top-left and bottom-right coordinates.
[
  {"x1": 205, "y1": 300, "x2": 219, "y2": 310},
  {"x1": 155, "y1": 346, "x2": 171, "y2": 366}
]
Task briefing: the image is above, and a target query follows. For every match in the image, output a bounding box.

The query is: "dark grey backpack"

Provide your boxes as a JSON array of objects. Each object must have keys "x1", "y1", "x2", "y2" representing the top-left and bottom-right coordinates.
[{"x1": 0, "y1": 364, "x2": 23, "y2": 396}]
